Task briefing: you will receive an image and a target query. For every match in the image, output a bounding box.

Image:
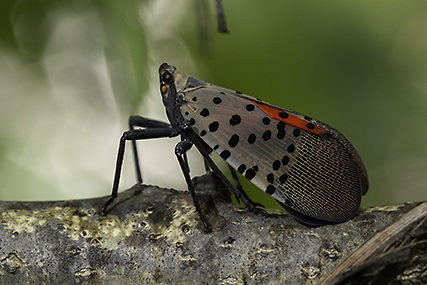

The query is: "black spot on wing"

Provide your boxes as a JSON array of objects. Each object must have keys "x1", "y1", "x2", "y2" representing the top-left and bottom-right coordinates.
[
  {"x1": 277, "y1": 121, "x2": 286, "y2": 130},
  {"x1": 209, "y1": 121, "x2": 219, "y2": 132},
  {"x1": 229, "y1": 114, "x2": 241, "y2": 126},
  {"x1": 220, "y1": 150, "x2": 231, "y2": 160},
  {"x1": 306, "y1": 123, "x2": 315, "y2": 130},
  {"x1": 266, "y1": 185, "x2": 276, "y2": 194},
  {"x1": 282, "y1": 155, "x2": 289, "y2": 166},
  {"x1": 272, "y1": 160, "x2": 281, "y2": 171},
  {"x1": 277, "y1": 129, "x2": 285, "y2": 139},
  {"x1": 277, "y1": 121, "x2": 286, "y2": 139},
  {"x1": 248, "y1": 134, "x2": 256, "y2": 144},
  {"x1": 246, "y1": 104, "x2": 255, "y2": 111},
  {"x1": 245, "y1": 169, "x2": 256, "y2": 180},
  {"x1": 238, "y1": 164, "x2": 246, "y2": 174},
  {"x1": 267, "y1": 173, "x2": 274, "y2": 183},
  {"x1": 279, "y1": 174, "x2": 288, "y2": 183},
  {"x1": 279, "y1": 112, "x2": 289, "y2": 119},
  {"x1": 228, "y1": 134, "x2": 239, "y2": 148},
  {"x1": 262, "y1": 117, "x2": 270, "y2": 125},
  {"x1": 262, "y1": 130, "x2": 271, "y2": 141},
  {"x1": 200, "y1": 108, "x2": 209, "y2": 117}
]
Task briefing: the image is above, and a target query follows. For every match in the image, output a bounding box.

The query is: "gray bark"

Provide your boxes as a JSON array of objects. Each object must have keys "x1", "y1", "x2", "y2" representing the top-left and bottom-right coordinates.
[{"x1": 0, "y1": 173, "x2": 426, "y2": 284}]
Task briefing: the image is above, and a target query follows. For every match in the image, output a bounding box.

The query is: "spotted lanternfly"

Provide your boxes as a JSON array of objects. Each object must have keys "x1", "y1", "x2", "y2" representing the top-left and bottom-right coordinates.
[{"x1": 102, "y1": 63, "x2": 369, "y2": 230}]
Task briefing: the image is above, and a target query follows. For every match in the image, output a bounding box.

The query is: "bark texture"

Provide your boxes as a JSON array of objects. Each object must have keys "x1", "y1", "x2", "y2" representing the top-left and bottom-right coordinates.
[{"x1": 0, "y1": 173, "x2": 426, "y2": 284}]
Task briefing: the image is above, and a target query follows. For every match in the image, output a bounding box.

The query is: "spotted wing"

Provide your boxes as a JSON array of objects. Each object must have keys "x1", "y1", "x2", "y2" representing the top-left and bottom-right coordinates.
[{"x1": 180, "y1": 81, "x2": 367, "y2": 223}]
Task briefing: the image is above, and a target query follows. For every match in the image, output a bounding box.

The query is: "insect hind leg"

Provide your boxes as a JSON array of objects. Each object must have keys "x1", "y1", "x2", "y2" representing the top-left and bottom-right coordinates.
[
  {"x1": 102, "y1": 126, "x2": 178, "y2": 215},
  {"x1": 185, "y1": 130, "x2": 265, "y2": 215},
  {"x1": 203, "y1": 158, "x2": 210, "y2": 172},
  {"x1": 228, "y1": 165, "x2": 244, "y2": 204},
  {"x1": 129, "y1": 116, "x2": 171, "y2": 183},
  {"x1": 227, "y1": 165, "x2": 264, "y2": 209}
]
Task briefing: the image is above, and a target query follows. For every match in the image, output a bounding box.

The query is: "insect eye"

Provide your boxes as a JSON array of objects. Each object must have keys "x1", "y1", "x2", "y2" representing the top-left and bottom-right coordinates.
[{"x1": 162, "y1": 71, "x2": 173, "y2": 84}]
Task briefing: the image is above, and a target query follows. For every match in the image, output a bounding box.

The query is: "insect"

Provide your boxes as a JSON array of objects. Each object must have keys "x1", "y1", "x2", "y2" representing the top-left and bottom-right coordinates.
[{"x1": 102, "y1": 63, "x2": 369, "y2": 230}]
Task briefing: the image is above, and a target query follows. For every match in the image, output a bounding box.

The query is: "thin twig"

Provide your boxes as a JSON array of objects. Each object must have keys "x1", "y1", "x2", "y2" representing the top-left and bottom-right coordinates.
[
  {"x1": 214, "y1": 0, "x2": 229, "y2": 33},
  {"x1": 320, "y1": 201, "x2": 427, "y2": 285}
]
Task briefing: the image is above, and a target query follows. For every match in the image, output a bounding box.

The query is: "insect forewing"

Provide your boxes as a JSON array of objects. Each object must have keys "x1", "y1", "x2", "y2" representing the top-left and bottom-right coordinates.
[{"x1": 176, "y1": 73, "x2": 367, "y2": 223}]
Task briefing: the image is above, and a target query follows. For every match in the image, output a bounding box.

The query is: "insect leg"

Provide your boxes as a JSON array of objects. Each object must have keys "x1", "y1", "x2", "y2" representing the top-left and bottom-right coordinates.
[
  {"x1": 185, "y1": 130, "x2": 260, "y2": 213},
  {"x1": 129, "y1": 116, "x2": 171, "y2": 183},
  {"x1": 175, "y1": 139, "x2": 211, "y2": 232},
  {"x1": 228, "y1": 165, "x2": 243, "y2": 204},
  {"x1": 102, "y1": 127, "x2": 178, "y2": 214},
  {"x1": 228, "y1": 166, "x2": 266, "y2": 209},
  {"x1": 180, "y1": 135, "x2": 189, "y2": 167},
  {"x1": 129, "y1": 115, "x2": 170, "y2": 128},
  {"x1": 203, "y1": 158, "x2": 210, "y2": 172}
]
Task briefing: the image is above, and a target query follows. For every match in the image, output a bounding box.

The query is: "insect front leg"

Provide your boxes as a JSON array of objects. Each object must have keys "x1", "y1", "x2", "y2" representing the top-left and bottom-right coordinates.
[
  {"x1": 102, "y1": 127, "x2": 178, "y2": 214},
  {"x1": 128, "y1": 116, "x2": 172, "y2": 183},
  {"x1": 175, "y1": 139, "x2": 211, "y2": 232},
  {"x1": 180, "y1": 135, "x2": 190, "y2": 167}
]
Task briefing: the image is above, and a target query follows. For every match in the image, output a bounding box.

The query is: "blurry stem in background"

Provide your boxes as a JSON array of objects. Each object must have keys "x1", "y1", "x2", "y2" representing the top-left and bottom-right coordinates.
[
  {"x1": 195, "y1": 0, "x2": 229, "y2": 53},
  {"x1": 195, "y1": 0, "x2": 211, "y2": 53},
  {"x1": 214, "y1": 0, "x2": 229, "y2": 33}
]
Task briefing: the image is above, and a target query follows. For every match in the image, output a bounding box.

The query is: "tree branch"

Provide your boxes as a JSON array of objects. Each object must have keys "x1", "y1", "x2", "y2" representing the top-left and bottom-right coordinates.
[{"x1": 0, "y1": 173, "x2": 425, "y2": 284}]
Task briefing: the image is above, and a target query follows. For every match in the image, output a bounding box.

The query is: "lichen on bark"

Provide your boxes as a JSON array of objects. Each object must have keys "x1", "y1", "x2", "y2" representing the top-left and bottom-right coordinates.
[{"x1": 0, "y1": 174, "x2": 425, "y2": 284}]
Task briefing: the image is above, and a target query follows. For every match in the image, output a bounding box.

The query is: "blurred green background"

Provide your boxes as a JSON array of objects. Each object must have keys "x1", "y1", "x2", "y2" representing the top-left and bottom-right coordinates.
[{"x1": 0, "y1": 0, "x2": 426, "y2": 209}]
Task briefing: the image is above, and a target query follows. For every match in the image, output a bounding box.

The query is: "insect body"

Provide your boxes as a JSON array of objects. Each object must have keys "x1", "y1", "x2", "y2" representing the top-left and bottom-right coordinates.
[{"x1": 102, "y1": 63, "x2": 369, "y2": 229}]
